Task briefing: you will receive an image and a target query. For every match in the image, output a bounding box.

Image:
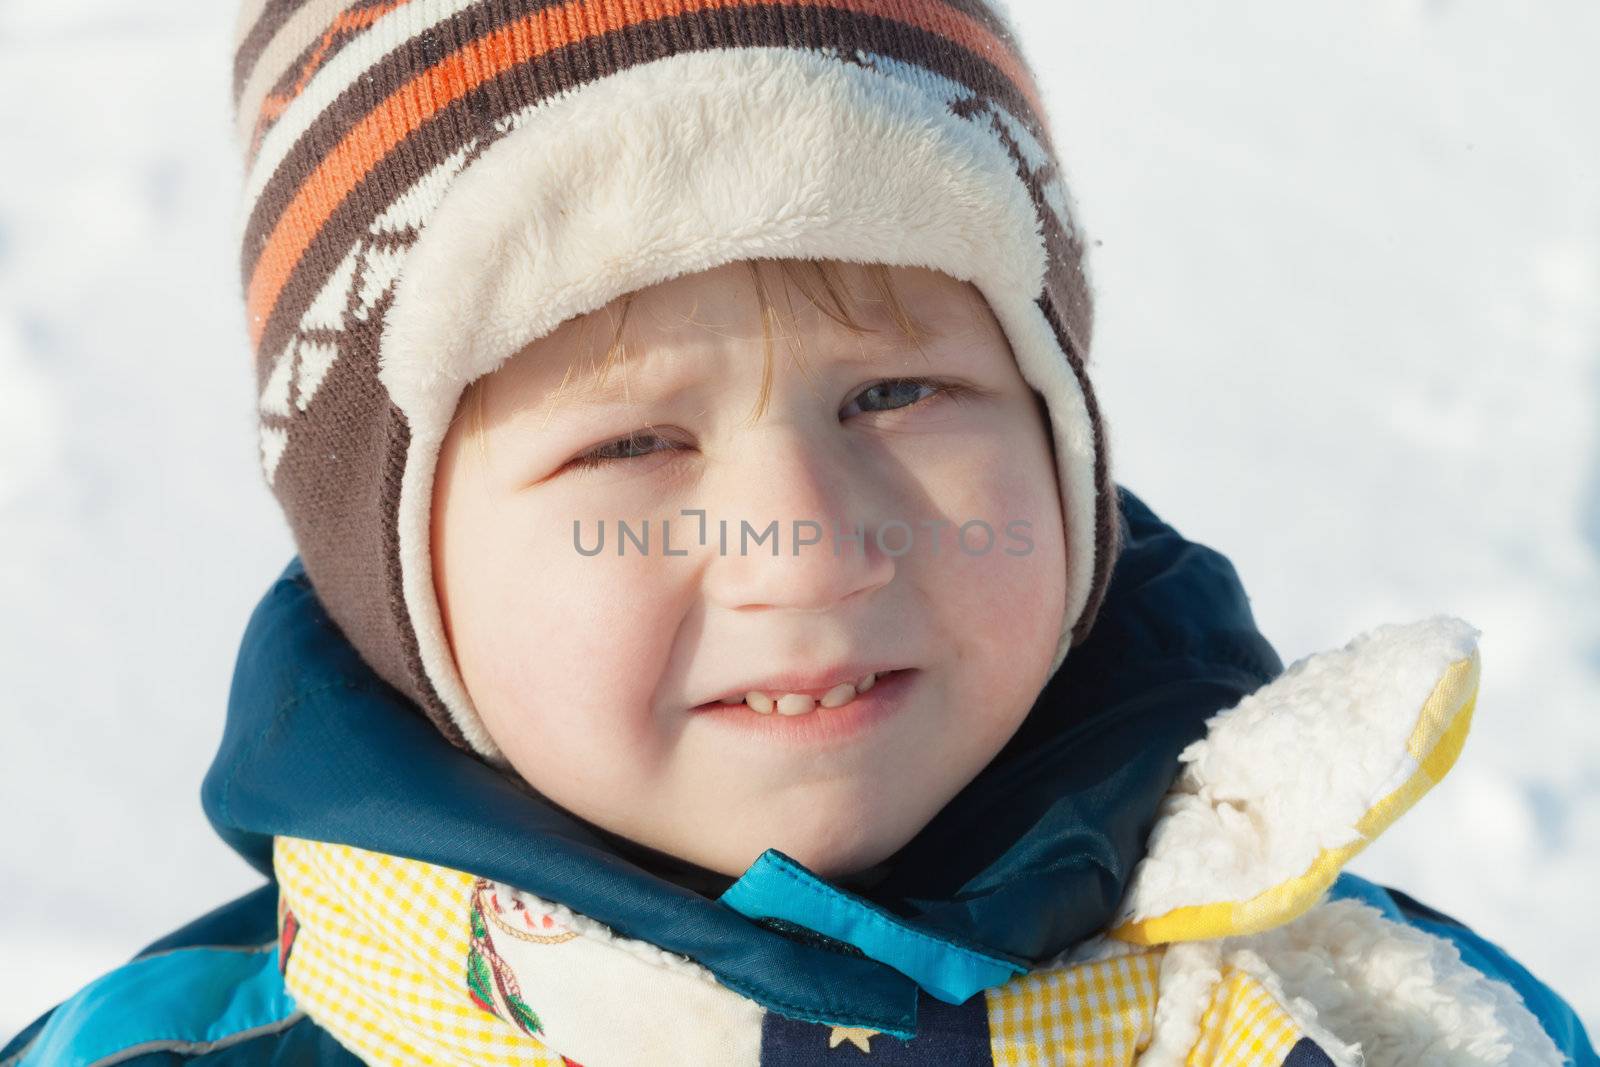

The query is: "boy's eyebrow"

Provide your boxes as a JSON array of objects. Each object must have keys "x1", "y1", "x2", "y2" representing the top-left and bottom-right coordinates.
[
  {"x1": 541, "y1": 345, "x2": 677, "y2": 406},
  {"x1": 542, "y1": 318, "x2": 949, "y2": 407}
]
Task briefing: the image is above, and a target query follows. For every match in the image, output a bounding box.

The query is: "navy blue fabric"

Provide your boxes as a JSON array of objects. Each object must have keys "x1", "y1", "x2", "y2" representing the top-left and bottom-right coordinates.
[
  {"x1": 1282, "y1": 1037, "x2": 1338, "y2": 1066},
  {"x1": 758, "y1": 989, "x2": 991, "y2": 1065}
]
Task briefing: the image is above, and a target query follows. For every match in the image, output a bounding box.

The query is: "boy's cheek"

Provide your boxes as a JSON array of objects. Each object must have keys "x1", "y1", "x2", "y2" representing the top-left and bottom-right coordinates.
[{"x1": 460, "y1": 568, "x2": 683, "y2": 747}]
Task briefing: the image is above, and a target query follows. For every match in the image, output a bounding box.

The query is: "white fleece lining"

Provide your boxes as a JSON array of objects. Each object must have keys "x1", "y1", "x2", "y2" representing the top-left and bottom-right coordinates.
[
  {"x1": 1220, "y1": 948, "x2": 1363, "y2": 1065},
  {"x1": 378, "y1": 48, "x2": 1100, "y2": 758},
  {"x1": 1137, "y1": 898, "x2": 1563, "y2": 1065},
  {"x1": 1135, "y1": 941, "x2": 1223, "y2": 1067},
  {"x1": 1137, "y1": 942, "x2": 1366, "y2": 1066},
  {"x1": 1115, "y1": 616, "x2": 1482, "y2": 926},
  {"x1": 1242, "y1": 898, "x2": 1564, "y2": 1066}
]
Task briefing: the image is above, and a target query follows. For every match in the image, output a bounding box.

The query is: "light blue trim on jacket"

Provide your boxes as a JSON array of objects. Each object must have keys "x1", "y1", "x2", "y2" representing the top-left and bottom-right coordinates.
[
  {"x1": 1329, "y1": 872, "x2": 1597, "y2": 1066},
  {"x1": 17, "y1": 944, "x2": 299, "y2": 1067},
  {"x1": 719, "y1": 848, "x2": 1028, "y2": 1004}
]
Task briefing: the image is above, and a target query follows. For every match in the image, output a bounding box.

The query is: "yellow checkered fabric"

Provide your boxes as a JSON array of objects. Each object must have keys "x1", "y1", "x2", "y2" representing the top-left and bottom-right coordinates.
[
  {"x1": 274, "y1": 836, "x2": 568, "y2": 1066},
  {"x1": 275, "y1": 835, "x2": 1322, "y2": 1065},
  {"x1": 985, "y1": 949, "x2": 1163, "y2": 1065},
  {"x1": 1186, "y1": 965, "x2": 1307, "y2": 1067}
]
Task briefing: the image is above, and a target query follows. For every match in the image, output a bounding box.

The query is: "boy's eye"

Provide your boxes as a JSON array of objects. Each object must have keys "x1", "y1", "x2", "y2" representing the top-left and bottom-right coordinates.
[
  {"x1": 566, "y1": 378, "x2": 967, "y2": 472},
  {"x1": 569, "y1": 430, "x2": 679, "y2": 471},
  {"x1": 840, "y1": 377, "x2": 961, "y2": 418}
]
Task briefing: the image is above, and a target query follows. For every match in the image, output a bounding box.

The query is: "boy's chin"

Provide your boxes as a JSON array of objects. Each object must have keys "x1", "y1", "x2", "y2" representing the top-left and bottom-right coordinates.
[
  {"x1": 778, "y1": 839, "x2": 904, "y2": 885},
  {"x1": 676, "y1": 775, "x2": 971, "y2": 883},
  {"x1": 707, "y1": 809, "x2": 931, "y2": 884}
]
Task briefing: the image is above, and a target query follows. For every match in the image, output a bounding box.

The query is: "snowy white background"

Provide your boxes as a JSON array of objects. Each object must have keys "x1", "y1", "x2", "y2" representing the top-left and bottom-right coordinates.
[{"x1": 2, "y1": 0, "x2": 1596, "y2": 1042}]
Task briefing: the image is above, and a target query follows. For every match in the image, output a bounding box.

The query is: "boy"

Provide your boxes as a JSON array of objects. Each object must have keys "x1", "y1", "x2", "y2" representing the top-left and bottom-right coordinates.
[{"x1": 4, "y1": 2, "x2": 1592, "y2": 1064}]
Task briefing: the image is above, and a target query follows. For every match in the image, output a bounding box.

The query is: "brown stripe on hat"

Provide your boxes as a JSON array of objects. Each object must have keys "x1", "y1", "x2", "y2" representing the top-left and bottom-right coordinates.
[
  {"x1": 1035, "y1": 290, "x2": 1118, "y2": 647},
  {"x1": 252, "y1": 35, "x2": 321, "y2": 136},
  {"x1": 964, "y1": 80, "x2": 1108, "y2": 639},
  {"x1": 947, "y1": 87, "x2": 1090, "y2": 355},
  {"x1": 243, "y1": 3, "x2": 1055, "y2": 356},
  {"x1": 235, "y1": 0, "x2": 275, "y2": 49},
  {"x1": 236, "y1": 0, "x2": 353, "y2": 124},
  {"x1": 234, "y1": 0, "x2": 306, "y2": 103}
]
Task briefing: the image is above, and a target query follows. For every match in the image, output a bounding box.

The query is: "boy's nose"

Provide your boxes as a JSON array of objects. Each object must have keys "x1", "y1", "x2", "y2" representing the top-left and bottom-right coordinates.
[{"x1": 700, "y1": 427, "x2": 896, "y2": 614}]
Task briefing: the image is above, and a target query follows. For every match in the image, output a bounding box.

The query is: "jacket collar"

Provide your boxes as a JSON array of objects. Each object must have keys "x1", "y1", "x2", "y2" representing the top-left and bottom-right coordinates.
[{"x1": 201, "y1": 486, "x2": 1283, "y2": 1035}]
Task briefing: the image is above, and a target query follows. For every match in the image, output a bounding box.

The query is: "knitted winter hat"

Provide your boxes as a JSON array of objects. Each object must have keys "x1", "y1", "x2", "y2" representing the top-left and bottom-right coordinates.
[{"x1": 234, "y1": 0, "x2": 1118, "y2": 763}]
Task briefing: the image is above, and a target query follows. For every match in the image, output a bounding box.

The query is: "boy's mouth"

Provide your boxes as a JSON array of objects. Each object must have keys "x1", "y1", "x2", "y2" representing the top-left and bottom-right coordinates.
[{"x1": 692, "y1": 668, "x2": 909, "y2": 718}]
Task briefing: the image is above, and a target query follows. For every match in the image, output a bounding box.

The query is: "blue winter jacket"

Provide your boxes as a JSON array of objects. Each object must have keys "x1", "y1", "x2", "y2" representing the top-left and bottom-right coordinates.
[{"x1": 4, "y1": 487, "x2": 1592, "y2": 1066}]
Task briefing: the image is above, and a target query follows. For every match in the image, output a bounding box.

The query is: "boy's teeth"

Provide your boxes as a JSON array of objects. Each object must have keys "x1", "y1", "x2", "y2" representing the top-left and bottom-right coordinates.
[
  {"x1": 732, "y1": 672, "x2": 883, "y2": 716},
  {"x1": 820, "y1": 682, "x2": 856, "y2": 708}
]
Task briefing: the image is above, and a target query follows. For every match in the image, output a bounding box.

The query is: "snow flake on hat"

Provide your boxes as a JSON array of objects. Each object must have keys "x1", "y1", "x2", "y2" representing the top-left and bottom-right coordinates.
[{"x1": 256, "y1": 145, "x2": 481, "y2": 487}]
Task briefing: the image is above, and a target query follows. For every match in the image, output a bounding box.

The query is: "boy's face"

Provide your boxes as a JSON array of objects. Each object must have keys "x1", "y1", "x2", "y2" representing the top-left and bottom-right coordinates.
[{"x1": 432, "y1": 261, "x2": 1067, "y2": 881}]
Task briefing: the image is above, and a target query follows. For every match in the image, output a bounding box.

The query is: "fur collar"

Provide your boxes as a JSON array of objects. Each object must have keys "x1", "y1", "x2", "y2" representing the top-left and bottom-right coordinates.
[{"x1": 1108, "y1": 616, "x2": 1563, "y2": 1066}]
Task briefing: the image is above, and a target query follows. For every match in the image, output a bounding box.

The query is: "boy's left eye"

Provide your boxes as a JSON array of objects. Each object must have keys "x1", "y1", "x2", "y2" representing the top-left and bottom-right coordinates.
[
  {"x1": 568, "y1": 429, "x2": 680, "y2": 472},
  {"x1": 565, "y1": 378, "x2": 967, "y2": 473},
  {"x1": 839, "y1": 377, "x2": 962, "y2": 418}
]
